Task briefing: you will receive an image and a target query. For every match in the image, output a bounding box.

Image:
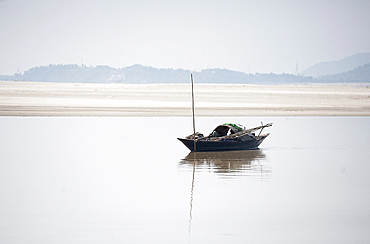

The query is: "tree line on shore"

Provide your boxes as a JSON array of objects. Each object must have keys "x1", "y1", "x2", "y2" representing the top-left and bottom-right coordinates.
[{"x1": 1, "y1": 62, "x2": 369, "y2": 84}]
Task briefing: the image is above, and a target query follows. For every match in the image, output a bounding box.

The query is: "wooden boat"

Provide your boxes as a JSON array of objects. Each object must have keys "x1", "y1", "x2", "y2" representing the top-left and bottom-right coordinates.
[
  {"x1": 178, "y1": 122, "x2": 272, "y2": 152},
  {"x1": 178, "y1": 74, "x2": 272, "y2": 152}
]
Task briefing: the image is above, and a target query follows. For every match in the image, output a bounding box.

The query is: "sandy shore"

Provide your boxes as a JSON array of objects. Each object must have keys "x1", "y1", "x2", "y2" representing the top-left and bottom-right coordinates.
[{"x1": 1, "y1": 81, "x2": 369, "y2": 116}]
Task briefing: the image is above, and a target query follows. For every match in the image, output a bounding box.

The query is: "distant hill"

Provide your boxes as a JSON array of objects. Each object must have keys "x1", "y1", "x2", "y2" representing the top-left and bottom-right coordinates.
[
  {"x1": 301, "y1": 53, "x2": 370, "y2": 77},
  {"x1": 0, "y1": 64, "x2": 315, "y2": 84},
  {"x1": 22, "y1": 64, "x2": 123, "y2": 83},
  {"x1": 1, "y1": 60, "x2": 369, "y2": 84},
  {"x1": 317, "y1": 62, "x2": 370, "y2": 83}
]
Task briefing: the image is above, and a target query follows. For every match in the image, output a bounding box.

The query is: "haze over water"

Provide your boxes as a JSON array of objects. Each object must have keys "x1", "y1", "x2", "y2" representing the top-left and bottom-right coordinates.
[{"x1": 0, "y1": 117, "x2": 369, "y2": 243}]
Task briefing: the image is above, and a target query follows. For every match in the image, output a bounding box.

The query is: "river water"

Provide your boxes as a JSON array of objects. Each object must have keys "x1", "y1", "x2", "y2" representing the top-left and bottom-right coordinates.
[{"x1": 0, "y1": 117, "x2": 369, "y2": 243}]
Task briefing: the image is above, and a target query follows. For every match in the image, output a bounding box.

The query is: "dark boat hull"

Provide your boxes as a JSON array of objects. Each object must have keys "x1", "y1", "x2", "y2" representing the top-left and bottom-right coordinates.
[{"x1": 177, "y1": 135, "x2": 268, "y2": 152}]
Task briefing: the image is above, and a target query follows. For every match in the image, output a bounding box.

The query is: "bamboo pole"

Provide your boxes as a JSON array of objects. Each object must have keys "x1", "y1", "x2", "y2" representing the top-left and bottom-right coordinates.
[{"x1": 191, "y1": 74, "x2": 196, "y2": 152}]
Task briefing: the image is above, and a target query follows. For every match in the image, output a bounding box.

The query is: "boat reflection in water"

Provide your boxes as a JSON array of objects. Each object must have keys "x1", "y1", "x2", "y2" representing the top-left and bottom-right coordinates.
[
  {"x1": 180, "y1": 149, "x2": 271, "y2": 235},
  {"x1": 179, "y1": 149, "x2": 271, "y2": 179}
]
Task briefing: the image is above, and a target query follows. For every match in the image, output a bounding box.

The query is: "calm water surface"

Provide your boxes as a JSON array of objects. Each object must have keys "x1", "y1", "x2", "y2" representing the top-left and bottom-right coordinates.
[{"x1": 0, "y1": 117, "x2": 369, "y2": 244}]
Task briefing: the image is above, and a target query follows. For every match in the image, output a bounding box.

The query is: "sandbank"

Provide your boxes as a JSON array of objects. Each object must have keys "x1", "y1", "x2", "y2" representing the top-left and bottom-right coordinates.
[{"x1": 1, "y1": 81, "x2": 369, "y2": 116}]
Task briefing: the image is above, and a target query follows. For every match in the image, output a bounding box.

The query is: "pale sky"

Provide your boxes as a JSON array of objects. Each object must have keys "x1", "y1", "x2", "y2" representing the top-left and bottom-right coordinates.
[{"x1": 1, "y1": 0, "x2": 370, "y2": 75}]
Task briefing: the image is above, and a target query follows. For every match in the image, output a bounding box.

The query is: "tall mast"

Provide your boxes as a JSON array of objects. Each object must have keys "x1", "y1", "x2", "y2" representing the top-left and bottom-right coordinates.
[{"x1": 191, "y1": 74, "x2": 196, "y2": 152}]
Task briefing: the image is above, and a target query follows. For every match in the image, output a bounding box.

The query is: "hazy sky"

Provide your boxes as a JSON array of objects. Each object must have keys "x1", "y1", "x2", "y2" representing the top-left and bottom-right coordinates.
[{"x1": 1, "y1": 0, "x2": 370, "y2": 75}]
